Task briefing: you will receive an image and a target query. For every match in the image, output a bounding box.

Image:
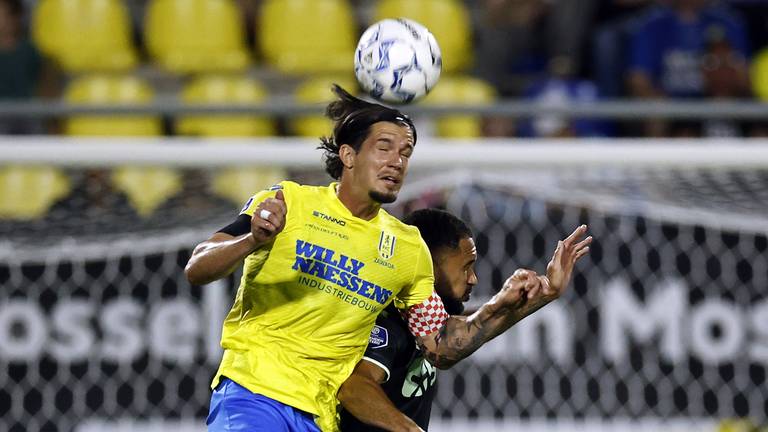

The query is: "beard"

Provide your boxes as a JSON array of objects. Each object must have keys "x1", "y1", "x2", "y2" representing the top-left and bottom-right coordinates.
[
  {"x1": 442, "y1": 295, "x2": 465, "y2": 315},
  {"x1": 369, "y1": 189, "x2": 397, "y2": 204}
]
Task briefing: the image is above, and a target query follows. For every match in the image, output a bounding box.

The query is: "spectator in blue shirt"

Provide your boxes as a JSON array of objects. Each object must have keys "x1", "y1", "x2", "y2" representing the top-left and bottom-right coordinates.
[{"x1": 627, "y1": 0, "x2": 749, "y2": 99}]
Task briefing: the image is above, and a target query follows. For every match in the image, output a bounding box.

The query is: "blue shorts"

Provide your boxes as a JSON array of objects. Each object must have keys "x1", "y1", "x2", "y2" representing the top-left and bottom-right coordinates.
[{"x1": 207, "y1": 378, "x2": 321, "y2": 432}]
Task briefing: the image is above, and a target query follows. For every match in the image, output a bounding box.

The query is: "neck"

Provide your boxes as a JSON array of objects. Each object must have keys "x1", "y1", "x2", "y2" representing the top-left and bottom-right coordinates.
[{"x1": 336, "y1": 180, "x2": 381, "y2": 221}]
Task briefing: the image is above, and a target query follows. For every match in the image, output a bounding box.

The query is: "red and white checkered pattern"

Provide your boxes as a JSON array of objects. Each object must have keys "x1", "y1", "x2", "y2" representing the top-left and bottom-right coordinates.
[{"x1": 404, "y1": 291, "x2": 449, "y2": 338}]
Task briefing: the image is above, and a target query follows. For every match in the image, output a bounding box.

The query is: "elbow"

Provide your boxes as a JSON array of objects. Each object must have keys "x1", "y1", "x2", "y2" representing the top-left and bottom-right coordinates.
[{"x1": 184, "y1": 257, "x2": 208, "y2": 286}]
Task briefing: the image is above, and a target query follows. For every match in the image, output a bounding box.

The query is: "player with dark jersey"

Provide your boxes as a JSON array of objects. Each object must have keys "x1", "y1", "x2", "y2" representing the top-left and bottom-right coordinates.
[{"x1": 338, "y1": 209, "x2": 591, "y2": 431}]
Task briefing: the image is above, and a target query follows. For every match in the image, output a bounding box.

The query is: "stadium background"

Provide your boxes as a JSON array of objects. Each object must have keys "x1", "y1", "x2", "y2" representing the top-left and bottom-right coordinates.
[{"x1": 1, "y1": 0, "x2": 767, "y2": 431}]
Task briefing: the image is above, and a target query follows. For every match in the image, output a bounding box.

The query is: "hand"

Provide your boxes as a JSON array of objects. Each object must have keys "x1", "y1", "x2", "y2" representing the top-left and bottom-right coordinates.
[
  {"x1": 543, "y1": 224, "x2": 592, "y2": 299},
  {"x1": 250, "y1": 189, "x2": 287, "y2": 247},
  {"x1": 498, "y1": 268, "x2": 545, "y2": 308}
]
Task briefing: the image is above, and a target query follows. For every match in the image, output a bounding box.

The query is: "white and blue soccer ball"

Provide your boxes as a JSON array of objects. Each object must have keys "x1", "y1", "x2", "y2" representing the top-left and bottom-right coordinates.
[{"x1": 354, "y1": 18, "x2": 442, "y2": 104}]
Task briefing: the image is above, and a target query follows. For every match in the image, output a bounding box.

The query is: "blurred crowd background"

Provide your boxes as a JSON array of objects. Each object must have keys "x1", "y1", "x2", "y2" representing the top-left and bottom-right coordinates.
[
  {"x1": 2, "y1": 0, "x2": 768, "y2": 235},
  {"x1": 2, "y1": 0, "x2": 768, "y2": 140}
]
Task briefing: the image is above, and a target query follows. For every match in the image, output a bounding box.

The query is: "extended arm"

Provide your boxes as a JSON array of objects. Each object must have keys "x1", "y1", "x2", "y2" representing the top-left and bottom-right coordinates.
[
  {"x1": 337, "y1": 361, "x2": 423, "y2": 432},
  {"x1": 415, "y1": 225, "x2": 592, "y2": 369},
  {"x1": 184, "y1": 190, "x2": 287, "y2": 285}
]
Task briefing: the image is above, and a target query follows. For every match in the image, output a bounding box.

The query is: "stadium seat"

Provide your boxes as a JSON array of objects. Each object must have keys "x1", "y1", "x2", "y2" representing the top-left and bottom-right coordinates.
[
  {"x1": 751, "y1": 48, "x2": 768, "y2": 101},
  {"x1": 0, "y1": 166, "x2": 70, "y2": 220},
  {"x1": 32, "y1": 0, "x2": 137, "y2": 72},
  {"x1": 290, "y1": 76, "x2": 357, "y2": 137},
  {"x1": 373, "y1": 0, "x2": 472, "y2": 73},
  {"x1": 259, "y1": 0, "x2": 356, "y2": 74},
  {"x1": 173, "y1": 75, "x2": 284, "y2": 205},
  {"x1": 176, "y1": 75, "x2": 275, "y2": 136},
  {"x1": 420, "y1": 76, "x2": 496, "y2": 138},
  {"x1": 63, "y1": 75, "x2": 181, "y2": 217},
  {"x1": 64, "y1": 75, "x2": 161, "y2": 137},
  {"x1": 145, "y1": 0, "x2": 250, "y2": 73}
]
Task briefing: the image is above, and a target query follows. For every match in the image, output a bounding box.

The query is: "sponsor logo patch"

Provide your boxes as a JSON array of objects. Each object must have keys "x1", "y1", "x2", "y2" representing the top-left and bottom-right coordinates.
[{"x1": 369, "y1": 325, "x2": 388, "y2": 349}]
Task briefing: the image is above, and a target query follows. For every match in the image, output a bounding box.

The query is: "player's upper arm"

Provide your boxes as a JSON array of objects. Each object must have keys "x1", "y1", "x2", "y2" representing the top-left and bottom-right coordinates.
[{"x1": 356, "y1": 358, "x2": 389, "y2": 384}]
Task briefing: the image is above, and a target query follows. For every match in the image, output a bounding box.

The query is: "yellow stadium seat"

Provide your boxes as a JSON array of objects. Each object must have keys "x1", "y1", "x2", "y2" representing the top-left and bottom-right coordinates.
[
  {"x1": 63, "y1": 75, "x2": 180, "y2": 217},
  {"x1": 0, "y1": 166, "x2": 70, "y2": 220},
  {"x1": 177, "y1": 75, "x2": 276, "y2": 136},
  {"x1": 32, "y1": 0, "x2": 137, "y2": 72},
  {"x1": 291, "y1": 76, "x2": 357, "y2": 137},
  {"x1": 173, "y1": 75, "x2": 284, "y2": 205},
  {"x1": 259, "y1": 0, "x2": 355, "y2": 74},
  {"x1": 374, "y1": 0, "x2": 472, "y2": 73},
  {"x1": 751, "y1": 48, "x2": 768, "y2": 101},
  {"x1": 212, "y1": 169, "x2": 287, "y2": 207},
  {"x1": 420, "y1": 76, "x2": 496, "y2": 138},
  {"x1": 64, "y1": 75, "x2": 161, "y2": 136},
  {"x1": 145, "y1": 0, "x2": 250, "y2": 73}
]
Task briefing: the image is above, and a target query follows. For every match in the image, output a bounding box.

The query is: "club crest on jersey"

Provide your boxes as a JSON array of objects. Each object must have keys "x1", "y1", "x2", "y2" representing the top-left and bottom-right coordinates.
[
  {"x1": 369, "y1": 325, "x2": 388, "y2": 349},
  {"x1": 378, "y1": 231, "x2": 396, "y2": 260}
]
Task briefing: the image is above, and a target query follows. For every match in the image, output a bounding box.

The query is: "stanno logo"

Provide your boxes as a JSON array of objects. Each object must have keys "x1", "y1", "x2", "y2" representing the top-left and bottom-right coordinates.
[
  {"x1": 378, "y1": 231, "x2": 396, "y2": 260},
  {"x1": 312, "y1": 210, "x2": 346, "y2": 226}
]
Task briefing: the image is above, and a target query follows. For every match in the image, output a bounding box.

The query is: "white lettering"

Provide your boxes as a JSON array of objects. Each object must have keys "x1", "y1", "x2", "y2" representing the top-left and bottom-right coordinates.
[
  {"x1": 101, "y1": 299, "x2": 144, "y2": 363},
  {"x1": 690, "y1": 300, "x2": 744, "y2": 365},
  {"x1": 49, "y1": 300, "x2": 95, "y2": 362},
  {"x1": 748, "y1": 300, "x2": 768, "y2": 363},
  {"x1": 602, "y1": 278, "x2": 686, "y2": 363},
  {"x1": 0, "y1": 300, "x2": 47, "y2": 361},
  {"x1": 149, "y1": 300, "x2": 200, "y2": 364}
]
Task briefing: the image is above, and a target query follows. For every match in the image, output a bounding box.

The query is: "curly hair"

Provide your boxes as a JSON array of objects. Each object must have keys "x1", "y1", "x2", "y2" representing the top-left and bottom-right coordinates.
[
  {"x1": 317, "y1": 85, "x2": 417, "y2": 180},
  {"x1": 403, "y1": 208, "x2": 472, "y2": 253}
]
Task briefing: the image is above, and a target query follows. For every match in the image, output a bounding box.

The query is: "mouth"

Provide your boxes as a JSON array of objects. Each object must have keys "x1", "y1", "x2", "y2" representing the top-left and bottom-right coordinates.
[
  {"x1": 462, "y1": 289, "x2": 472, "y2": 302},
  {"x1": 380, "y1": 175, "x2": 401, "y2": 187}
]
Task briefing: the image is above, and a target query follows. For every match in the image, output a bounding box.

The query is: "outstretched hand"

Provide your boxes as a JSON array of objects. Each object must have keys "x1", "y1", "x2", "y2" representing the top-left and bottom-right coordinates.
[{"x1": 543, "y1": 224, "x2": 592, "y2": 299}]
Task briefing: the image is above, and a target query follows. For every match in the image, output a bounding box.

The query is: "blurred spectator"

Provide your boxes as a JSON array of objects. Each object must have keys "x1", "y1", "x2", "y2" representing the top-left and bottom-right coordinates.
[
  {"x1": 517, "y1": 56, "x2": 613, "y2": 138},
  {"x1": 592, "y1": 0, "x2": 656, "y2": 97},
  {"x1": 701, "y1": 29, "x2": 750, "y2": 135},
  {"x1": 473, "y1": 0, "x2": 551, "y2": 96},
  {"x1": 149, "y1": 169, "x2": 234, "y2": 230},
  {"x1": 46, "y1": 169, "x2": 138, "y2": 236},
  {"x1": 0, "y1": 0, "x2": 58, "y2": 134},
  {"x1": 474, "y1": 0, "x2": 598, "y2": 96},
  {"x1": 626, "y1": 0, "x2": 749, "y2": 136},
  {"x1": 627, "y1": 0, "x2": 748, "y2": 99}
]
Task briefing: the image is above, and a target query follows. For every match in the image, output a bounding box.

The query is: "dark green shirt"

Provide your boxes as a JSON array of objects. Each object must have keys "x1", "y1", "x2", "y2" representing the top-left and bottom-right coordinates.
[{"x1": 0, "y1": 39, "x2": 42, "y2": 99}]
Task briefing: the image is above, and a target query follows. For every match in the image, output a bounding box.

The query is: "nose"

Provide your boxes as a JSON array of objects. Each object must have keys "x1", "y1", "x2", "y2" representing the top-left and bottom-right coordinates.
[
  {"x1": 388, "y1": 154, "x2": 404, "y2": 171},
  {"x1": 467, "y1": 268, "x2": 478, "y2": 285}
]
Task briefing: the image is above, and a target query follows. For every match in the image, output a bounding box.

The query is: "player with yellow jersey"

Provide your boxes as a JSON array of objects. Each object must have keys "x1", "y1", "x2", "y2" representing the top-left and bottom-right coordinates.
[
  {"x1": 211, "y1": 180, "x2": 435, "y2": 429},
  {"x1": 185, "y1": 85, "x2": 591, "y2": 431}
]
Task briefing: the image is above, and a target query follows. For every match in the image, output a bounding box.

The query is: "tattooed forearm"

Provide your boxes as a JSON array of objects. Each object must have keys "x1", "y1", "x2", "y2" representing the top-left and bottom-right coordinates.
[{"x1": 420, "y1": 277, "x2": 557, "y2": 369}]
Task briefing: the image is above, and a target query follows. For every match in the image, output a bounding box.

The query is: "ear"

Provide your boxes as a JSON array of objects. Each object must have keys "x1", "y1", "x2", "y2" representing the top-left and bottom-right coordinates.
[{"x1": 339, "y1": 144, "x2": 356, "y2": 170}]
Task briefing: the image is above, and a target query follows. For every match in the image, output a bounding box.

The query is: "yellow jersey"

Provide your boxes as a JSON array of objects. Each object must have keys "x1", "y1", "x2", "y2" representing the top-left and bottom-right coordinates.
[{"x1": 212, "y1": 181, "x2": 434, "y2": 431}]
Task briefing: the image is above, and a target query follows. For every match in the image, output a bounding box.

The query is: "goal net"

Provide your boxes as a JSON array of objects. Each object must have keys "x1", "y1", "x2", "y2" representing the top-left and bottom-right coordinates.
[{"x1": 1, "y1": 137, "x2": 766, "y2": 432}]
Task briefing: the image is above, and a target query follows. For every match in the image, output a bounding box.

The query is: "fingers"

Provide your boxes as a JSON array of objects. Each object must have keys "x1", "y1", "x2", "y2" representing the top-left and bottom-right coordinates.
[
  {"x1": 563, "y1": 224, "x2": 588, "y2": 247},
  {"x1": 275, "y1": 189, "x2": 285, "y2": 201},
  {"x1": 574, "y1": 246, "x2": 590, "y2": 261}
]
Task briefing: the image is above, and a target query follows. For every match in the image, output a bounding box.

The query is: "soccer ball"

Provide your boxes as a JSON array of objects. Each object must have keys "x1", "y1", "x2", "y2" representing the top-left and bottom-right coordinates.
[{"x1": 354, "y1": 18, "x2": 442, "y2": 104}]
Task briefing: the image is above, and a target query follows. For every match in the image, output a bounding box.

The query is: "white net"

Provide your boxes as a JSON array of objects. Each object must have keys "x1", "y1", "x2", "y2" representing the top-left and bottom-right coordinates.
[{"x1": 1, "y1": 138, "x2": 766, "y2": 432}]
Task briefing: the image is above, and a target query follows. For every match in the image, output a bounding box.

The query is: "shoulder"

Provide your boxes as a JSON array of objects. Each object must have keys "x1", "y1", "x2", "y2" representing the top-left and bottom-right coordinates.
[{"x1": 378, "y1": 211, "x2": 423, "y2": 241}]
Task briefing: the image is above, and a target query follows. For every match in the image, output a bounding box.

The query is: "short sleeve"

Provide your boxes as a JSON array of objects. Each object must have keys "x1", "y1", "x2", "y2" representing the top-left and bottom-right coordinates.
[
  {"x1": 239, "y1": 183, "x2": 286, "y2": 217},
  {"x1": 392, "y1": 237, "x2": 434, "y2": 310},
  {"x1": 361, "y1": 314, "x2": 408, "y2": 382}
]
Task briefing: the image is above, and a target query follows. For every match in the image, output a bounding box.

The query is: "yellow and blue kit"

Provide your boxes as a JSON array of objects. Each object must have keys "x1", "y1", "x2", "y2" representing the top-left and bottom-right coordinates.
[{"x1": 210, "y1": 181, "x2": 435, "y2": 431}]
